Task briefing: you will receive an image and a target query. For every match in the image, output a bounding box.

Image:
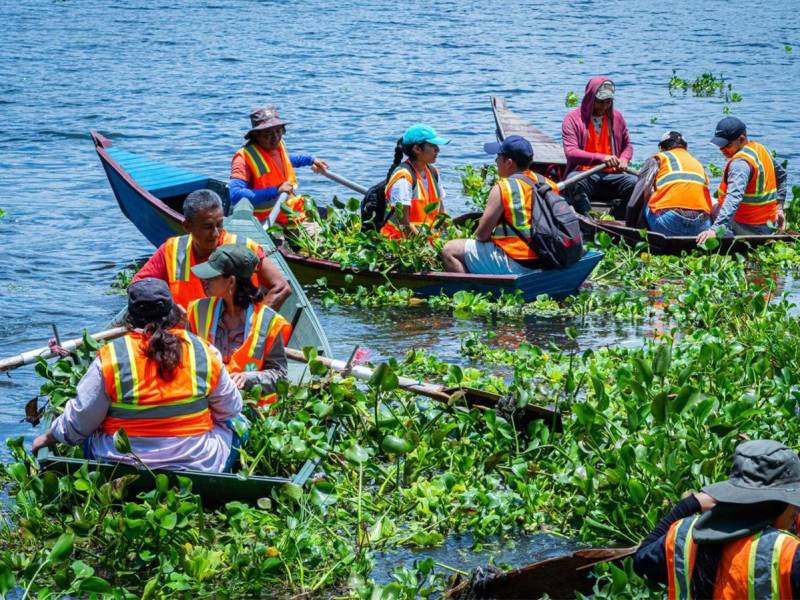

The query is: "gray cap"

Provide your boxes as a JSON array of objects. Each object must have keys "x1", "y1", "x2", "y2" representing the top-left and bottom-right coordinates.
[{"x1": 595, "y1": 80, "x2": 615, "y2": 101}]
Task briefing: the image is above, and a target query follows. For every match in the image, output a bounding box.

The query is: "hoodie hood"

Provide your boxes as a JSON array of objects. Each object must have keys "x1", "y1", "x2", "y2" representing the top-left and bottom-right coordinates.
[{"x1": 581, "y1": 76, "x2": 614, "y2": 123}]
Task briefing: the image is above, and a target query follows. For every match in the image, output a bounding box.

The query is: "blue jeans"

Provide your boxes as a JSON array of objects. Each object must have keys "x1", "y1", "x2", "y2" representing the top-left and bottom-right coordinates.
[
  {"x1": 731, "y1": 221, "x2": 775, "y2": 236},
  {"x1": 644, "y1": 204, "x2": 710, "y2": 236}
]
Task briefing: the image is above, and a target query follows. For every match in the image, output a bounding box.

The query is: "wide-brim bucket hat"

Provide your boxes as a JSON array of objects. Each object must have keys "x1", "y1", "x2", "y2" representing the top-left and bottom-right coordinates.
[{"x1": 245, "y1": 105, "x2": 289, "y2": 139}]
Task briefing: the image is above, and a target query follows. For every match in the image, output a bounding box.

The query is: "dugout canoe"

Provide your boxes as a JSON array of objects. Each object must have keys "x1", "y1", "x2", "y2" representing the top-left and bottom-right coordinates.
[{"x1": 279, "y1": 243, "x2": 603, "y2": 301}]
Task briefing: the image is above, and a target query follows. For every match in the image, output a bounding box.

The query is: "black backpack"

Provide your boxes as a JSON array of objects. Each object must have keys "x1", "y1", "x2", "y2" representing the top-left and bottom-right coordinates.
[
  {"x1": 361, "y1": 163, "x2": 439, "y2": 232},
  {"x1": 500, "y1": 173, "x2": 584, "y2": 269}
]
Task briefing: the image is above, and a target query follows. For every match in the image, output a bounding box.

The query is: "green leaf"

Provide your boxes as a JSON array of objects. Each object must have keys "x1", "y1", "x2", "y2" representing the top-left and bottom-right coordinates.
[
  {"x1": 48, "y1": 533, "x2": 74, "y2": 562},
  {"x1": 113, "y1": 428, "x2": 132, "y2": 454},
  {"x1": 609, "y1": 562, "x2": 628, "y2": 593},
  {"x1": 281, "y1": 482, "x2": 303, "y2": 501},
  {"x1": 628, "y1": 478, "x2": 647, "y2": 504},
  {"x1": 652, "y1": 344, "x2": 671, "y2": 378},
  {"x1": 155, "y1": 473, "x2": 169, "y2": 493},
  {"x1": 344, "y1": 444, "x2": 369, "y2": 464},
  {"x1": 381, "y1": 435, "x2": 414, "y2": 455},
  {"x1": 369, "y1": 363, "x2": 398, "y2": 392},
  {"x1": 574, "y1": 402, "x2": 596, "y2": 427},
  {"x1": 160, "y1": 513, "x2": 177, "y2": 530},
  {"x1": 79, "y1": 576, "x2": 113, "y2": 594},
  {"x1": 672, "y1": 386, "x2": 700, "y2": 415},
  {"x1": 71, "y1": 559, "x2": 94, "y2": 579},
  {"x1": 632, "y1": 358, "x2": 653, "y2": 386},
  {"x1": 651, "y1": 391, "x2": 667, "y2": 424},
  {"x1": 309, "y1": 484, "x2": 338, "y2": 508}
]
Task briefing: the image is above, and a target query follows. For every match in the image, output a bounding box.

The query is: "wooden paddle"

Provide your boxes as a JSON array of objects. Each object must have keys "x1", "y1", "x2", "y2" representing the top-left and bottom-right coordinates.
[
  {"x1": 0, "y1": 326, "x2": 127, "y2": 373},
  {"x1": 265, "y1": 191, "x2": 289, "y2": 229},
  {"x1": 444, "y1": 546, "x2": 637, "y2": 599},
  {"x1": 319, "y1": 169, "x2": 368, "y2": 196},
  {"x1": 284, "y1": 347, "x2": 561, "y2": 431}
]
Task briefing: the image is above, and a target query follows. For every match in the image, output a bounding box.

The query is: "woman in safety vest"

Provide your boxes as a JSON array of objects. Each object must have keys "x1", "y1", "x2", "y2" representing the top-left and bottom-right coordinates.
[
  {"x1": 31, "y1": 278, "x2": 244, "y2": 473},
  {"x1": 380, "y1": 124, "x2": 449, "y2": 239},
  {"x1": 634, "y1": 439, "x2": 800, "y2": 598},
  {"x1": 187, "y1": 244, "x2": 290, "y2": 407}
]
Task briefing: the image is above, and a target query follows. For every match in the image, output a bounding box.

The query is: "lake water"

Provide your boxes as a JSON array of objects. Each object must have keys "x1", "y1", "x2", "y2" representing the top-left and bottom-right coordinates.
[{"x1": 0, "y1": 0, "x2": 798, "y2": 577}]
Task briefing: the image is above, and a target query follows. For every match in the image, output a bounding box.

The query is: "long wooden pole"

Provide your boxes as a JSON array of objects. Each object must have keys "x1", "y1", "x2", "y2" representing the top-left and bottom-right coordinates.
[
  {"x1": 0, "y1": 326, "x2": 127, "y2": 373},
  {"x1": 555, "y1": 163, "x2": 608, "y2": 192},
  {"x1": 319, "y1": 169, "x2": 368, "y2": 196}
]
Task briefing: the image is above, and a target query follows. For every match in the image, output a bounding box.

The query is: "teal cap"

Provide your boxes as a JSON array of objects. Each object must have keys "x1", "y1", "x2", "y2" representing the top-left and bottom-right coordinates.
[
  {"x1": 191, "y1": 244, "x2": 259, "y2": 280},
  {"x1": 402, "y1": 124, "x2": 450, "y2": 146}
]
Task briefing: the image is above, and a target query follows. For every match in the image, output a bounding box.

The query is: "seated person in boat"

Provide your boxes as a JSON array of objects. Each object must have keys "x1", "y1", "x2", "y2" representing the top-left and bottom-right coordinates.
[
  {"x1": 187, "y1": 244, "x2": 290, "y2": 407},
  {"x1": 637, "y1": 131, "x2": 713, "y2": 236},
  {"x1": 133, "y1": 189, "x2": 290, "y2": 310},
  {"x1": 31, "y1": 279, "x2": 244, "y2": 473},
  {"x1": 634, "y1": 439, "x2": 800, "y2": 598},
  {"x1": 696, "y1": 117, "x2": 787, "y2": 245},
  {"x1": 380, "y1": 124, "x2": 448, "y2": 239},
  {"x1": 561, "y1": 77, "x2": 637, "y2": 219},
  {"x1": 228, "y1": 105, "x2": 328, "y2": 228},
  {"x1": 441, "y1": 135, "x2": 558, "y2": 274}
]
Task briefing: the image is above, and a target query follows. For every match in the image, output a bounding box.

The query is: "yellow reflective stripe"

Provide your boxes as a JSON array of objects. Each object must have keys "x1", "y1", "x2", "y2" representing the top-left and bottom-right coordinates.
[
  {"x1": 165, "y1": 237, "x2": 177, "y2": 281},
  {"x1": 770, "y1": 535, "x2": 784, "y2": 599},
  {"x1": 748, "y1": 531, "x2": 762, "y2": 600},
  {"x1": 243, "y1": 144, "x2": 270, "y2": 178},
  {"x1": 106, "y1": 342, "x2": 124, "y2": 404},
  {"x1": 386, "y1": 167, "x2": 412, "y2": 191},
  {"x1": 247, "y1": 306, "x2": 267, "y2": 359},
  {"x1": 109, "y1": 394, "x2": 207, "y2": 410},
  {"x1": 123, "y1": 336, "x2": 140, "y2": 405}
]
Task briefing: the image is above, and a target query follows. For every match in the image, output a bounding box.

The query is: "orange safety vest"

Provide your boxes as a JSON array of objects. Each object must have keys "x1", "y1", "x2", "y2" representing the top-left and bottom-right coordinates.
[
  {"x1": 718, "y1": 141, "x2": 778, "y2": 225},
  {"x1": 666, "y1": 515, "x2": 799, "y2": 600},
  {"x1": 490, "y1": 171, "x2": 558, "y2": 262},
  {"x1": 648, "y1": 148, "x2": 712, "y2": 214},
  {"x1": 578, "y1": 113, "x2": 613, "y2": 171},
  {"x1": 98, "y1": 329, "x2": 221, "y2": 438},
  {"x1": 163, "y1": 231, "x2": 261, "y2": 309},
  {"x1": 234, "y1": 141, "x2": 305, "y2": 225},
  {"x1": 186, "y1": 297, "x2": 291, "y2": 406},
  {"x1": 380, "y1": 161, "x2": 442, "y2": 238}
]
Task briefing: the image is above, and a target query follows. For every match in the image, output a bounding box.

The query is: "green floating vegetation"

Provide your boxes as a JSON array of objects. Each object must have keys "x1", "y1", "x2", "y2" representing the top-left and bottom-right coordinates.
[{"x1": 565, "y1": 90, "x2": 579, "y2": 108}]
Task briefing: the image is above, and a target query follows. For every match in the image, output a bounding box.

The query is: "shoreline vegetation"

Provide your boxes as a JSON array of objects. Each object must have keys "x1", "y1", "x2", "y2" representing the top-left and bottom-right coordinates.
[{"x1": 4, "y1": 170, "x2": 800, "y2": 597}]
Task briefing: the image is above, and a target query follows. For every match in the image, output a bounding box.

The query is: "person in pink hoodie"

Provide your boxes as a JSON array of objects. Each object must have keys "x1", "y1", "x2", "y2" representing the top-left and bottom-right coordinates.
[{"x1": 562, "y1": 77, "x2": 636, "y2": 218}]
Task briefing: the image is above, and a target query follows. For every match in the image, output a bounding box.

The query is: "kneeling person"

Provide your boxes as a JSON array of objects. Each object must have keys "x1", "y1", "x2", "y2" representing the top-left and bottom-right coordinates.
[
  {"x1": 442, "y1": 136, "x2": 557, "y2": 274},
  {"x1": 188, "y1": 245, "x2": 291, "y2": 407},
  {"x1": 32, "y1": 279, "x2": 244, "y2": 473}
]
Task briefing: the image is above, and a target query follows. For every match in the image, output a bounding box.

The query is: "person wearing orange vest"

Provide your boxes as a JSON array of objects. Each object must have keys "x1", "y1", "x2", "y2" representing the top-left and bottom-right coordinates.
[
  {"x1": 132, "y1": 189, "x2": 291, "y2": 310},
  {"x1": 380, "y1": 124, "x2": 448, "y2": 239},
  {"x1": 562, "y1": 77, "x2": 637, "y2": 218},
  {"x1": 187, "y1": 245, "x2": 290, "y2": 407},
  {"x1": 634, "y1": 440, "x2": 800, "y2": 598},
  {"x1": 641, "y1": 131, "x2": 713, "y2": 236},
  {"x1": 697, "y1": 117, "x2": 787, "y2": 245},
  {"x1": 32, "y1": 279, "x2": 244, "y2": 472},
  {"x1": 442, "y1": 136, "x2": 559, "y2": 274},
  {"x1": 229, "y1": 105, "x2": 328, "y2": 227}
]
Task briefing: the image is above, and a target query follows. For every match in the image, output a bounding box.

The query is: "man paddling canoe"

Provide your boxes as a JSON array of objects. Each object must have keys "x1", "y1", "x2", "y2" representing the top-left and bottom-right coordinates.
[
  {"x1": 441, "y1": 136, "x2": 558, "y2": 274},
  {"x1": 380, "y1": 124, "x2": 449, "y2": 239},
  {"x1": 133, "y1": 189, "x2": 291, "y2": 310},
  {"x1": 696, "y1": 117, "x2": 787, "y2": 244},
  {"x1": 32, "y1": 279, "x2": 244, "y2": 473},
  {"x1": 229, "y1": 105, "x2": 328, "y2": 228},
  {"x1": 562, "y1": 77, "x2": 637, "y2": 219}
]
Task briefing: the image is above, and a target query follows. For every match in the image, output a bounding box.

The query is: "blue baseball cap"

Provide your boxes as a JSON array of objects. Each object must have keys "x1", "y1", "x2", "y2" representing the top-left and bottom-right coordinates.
[
  {"x1": 710, "y1": 117, "x2": 747, "y2": 147},
  {"x1": 402, "y1": 124, "x2": 450, "y2": 146},
  {"x1": 484, "y1": 135, "x2": 534, "y2": 160}
]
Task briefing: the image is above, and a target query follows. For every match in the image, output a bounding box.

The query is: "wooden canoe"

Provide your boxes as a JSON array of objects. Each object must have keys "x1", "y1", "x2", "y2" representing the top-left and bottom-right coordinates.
[
  {"x1": 491, "y1": 99, "x2": 798, "y2": 255},
  {"x1": 38, "y1": 134, "x2": 337, "y2": 504},
  {"x1": 445, "y1": 546, "x2": 637, "y2": 599}
]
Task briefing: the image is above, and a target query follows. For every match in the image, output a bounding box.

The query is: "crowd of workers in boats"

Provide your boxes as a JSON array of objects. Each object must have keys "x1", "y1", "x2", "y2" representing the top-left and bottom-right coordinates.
[{"x1": 231, "y1": 74, "x2": 787, "y2": 276}]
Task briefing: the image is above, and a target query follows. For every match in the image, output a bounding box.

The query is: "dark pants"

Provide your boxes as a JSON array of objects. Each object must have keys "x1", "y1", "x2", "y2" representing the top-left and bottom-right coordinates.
[{"x1": 569, "y1": 172, "x2": 638, "y2": 219}]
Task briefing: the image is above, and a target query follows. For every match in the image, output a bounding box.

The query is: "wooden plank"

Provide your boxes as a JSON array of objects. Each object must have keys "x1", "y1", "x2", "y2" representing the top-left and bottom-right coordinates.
[{"x1": 491, "y1": 96, "x2": 566, "y2": 166}]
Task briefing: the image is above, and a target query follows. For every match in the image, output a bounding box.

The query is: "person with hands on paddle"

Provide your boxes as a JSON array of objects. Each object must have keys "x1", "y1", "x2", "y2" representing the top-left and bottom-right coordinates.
[
  {"x1": 696, "y1": 117, "x2": 788, "y2": 246},
  {"x1": 31, "y1": 278, "x2": 245, "y2": 473},
  {"x1": 634, "y1": 439, "x2": 800, "y2": 598},
  {"x1": 441, "y1": 135, "x2": 559, "y2": 274},
  {"x1": 380, "y1": 124, "x2": 448, "y2": 239},
  {"x1": 187, "y1": 244, "x2": 291, "y2": 407},
  {"x1": 132, "y1": 189, "x2": 291, "y2": 311},
  {"x1": 229, "y1": 105, "x2": 328, "y2": 229},
  {"x1": 561, "y1": 77, "x2": 637, "y2": 219}
]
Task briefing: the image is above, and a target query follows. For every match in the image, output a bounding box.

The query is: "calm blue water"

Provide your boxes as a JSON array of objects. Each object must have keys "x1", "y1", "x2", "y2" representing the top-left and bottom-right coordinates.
[{"x1": 1, "y1": 0, "x2": 798, "y2": 460}]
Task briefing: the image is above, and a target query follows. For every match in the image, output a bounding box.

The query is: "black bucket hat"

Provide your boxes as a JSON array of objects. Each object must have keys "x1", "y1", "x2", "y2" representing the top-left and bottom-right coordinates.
[{"x1": 693, "y1": 440, "x2": 800, "y2": 543}]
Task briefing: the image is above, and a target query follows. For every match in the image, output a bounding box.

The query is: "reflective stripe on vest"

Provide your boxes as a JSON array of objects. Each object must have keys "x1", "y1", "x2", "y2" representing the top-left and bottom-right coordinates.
[
  {"x1": 490, "y1": 171, "x2": 545, "y2": 262},
  {"x1": 235, "y1": 141, "x2": 304, "y2": 225},
  {"x1": 648, "y1": 149, "x2": 712, "y2": 213},
  {"x1": 718, "y1": 141, "x2": 778, "y2": 225},
  {"x1": 384, "y1": 162, "x2": 442, "y2": 228},
  {"x1": 98, "y1": 330, "x2": 221, "y2": 437},
  {"x1": 187, "y1": 299, "x2": 291, "y2": 406},
  {"x1": 666, "y1": 515, "x2": 699, "y2": 600},
  {"x1": 163, "y1": 232, "x2": 261, "y2": 308}
]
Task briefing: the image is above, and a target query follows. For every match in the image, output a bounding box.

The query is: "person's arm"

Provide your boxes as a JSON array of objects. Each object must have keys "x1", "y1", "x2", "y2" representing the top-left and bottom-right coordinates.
[
  {"x1": 775, "y1": 158, "x2": 787, "y2": 204},
  {"x1": 33, "y1": 360, "x2": 110, "y2": 452},
  {"x1": 207, "y1": 358, "x2": 243, "y2": 424},
  {"x1": 616, "y1": 112, "x2": 634, "y2": 165},
  {"x1": 131, "y1": 245, "x2": 168, "y2": 283},
  {"x1": 256, "y1": 250, "x2": 291, "y2": 310},
  {"x1": 388, "y1": 177, "x2": 414, "y2": 233},
  {"x1": 290, "y1": 153, "x2": 328, "y2": 173},
  {"x1": 243, "y1": 328, "x2": 288, "y2": 393},
  {"x1": 562, "y1": 114, "x2": 606, "y2": 166},
  {"x1": 712, "y1": 159, "x2": 751, "y2": 229},
  {"x1": 474, "y1": 185, "x2": 504, "y2": 242},
  {"x1": 229, "y1": 154, "x2": 287, "y2": 207},
  {"x1": 633, "y1": 494, "x2": 703, "y2": 584}
]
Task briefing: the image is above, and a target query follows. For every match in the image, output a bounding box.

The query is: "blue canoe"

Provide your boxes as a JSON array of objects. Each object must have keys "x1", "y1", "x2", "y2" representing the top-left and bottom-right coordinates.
[{"x1": 91, "y1": 131, "x2": 602, "y2": 302}]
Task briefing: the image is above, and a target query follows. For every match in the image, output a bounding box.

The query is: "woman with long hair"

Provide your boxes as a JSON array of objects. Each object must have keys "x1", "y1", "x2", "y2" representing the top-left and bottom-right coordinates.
[
  {"x1": 380, "y1": 124, "x2": 449, "y2": 239},
  {"x1": 31, "y1": 278, "x2": 243, "y2": 472},
  {"x1": 187, "y1": 244, "x2": 290, "y2": 406}
]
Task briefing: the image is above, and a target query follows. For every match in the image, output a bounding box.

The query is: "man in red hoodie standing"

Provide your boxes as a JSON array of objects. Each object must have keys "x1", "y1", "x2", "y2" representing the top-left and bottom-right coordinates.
[{"x1": 562, "y1": 77, "x2": 637, "y2": 218}]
